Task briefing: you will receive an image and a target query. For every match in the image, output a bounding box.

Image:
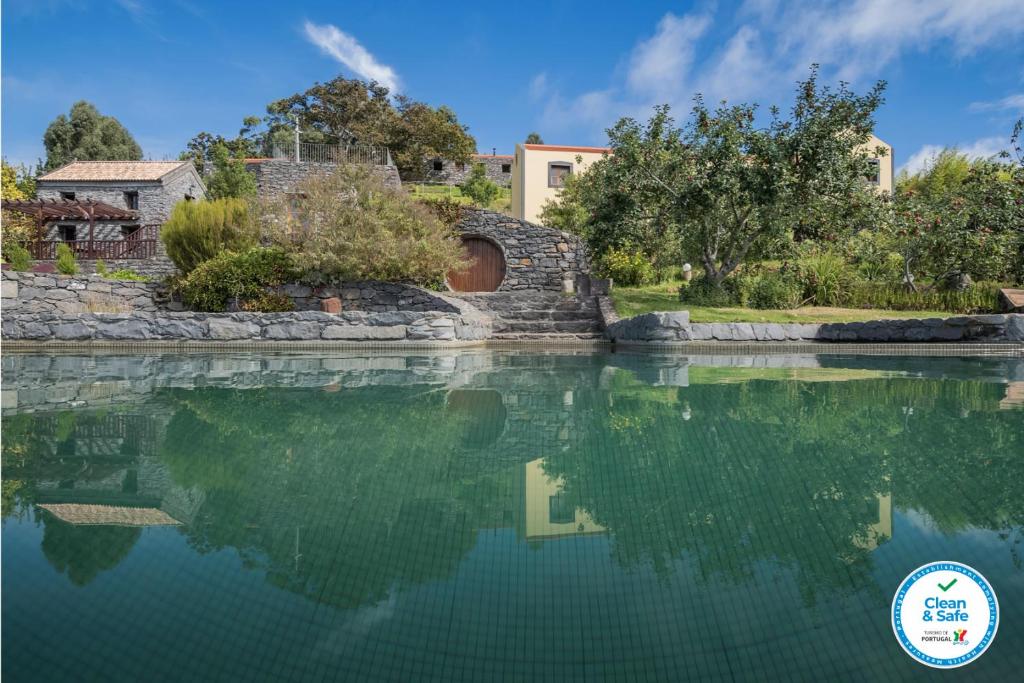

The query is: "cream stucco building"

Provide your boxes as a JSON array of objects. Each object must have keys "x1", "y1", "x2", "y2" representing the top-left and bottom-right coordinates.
[
  {"x1": 511, "y1": 143, "x2": 611, "y2": 223},
  {"x1": 859, "y1": 133, "x2": 894, "y2": 193}
]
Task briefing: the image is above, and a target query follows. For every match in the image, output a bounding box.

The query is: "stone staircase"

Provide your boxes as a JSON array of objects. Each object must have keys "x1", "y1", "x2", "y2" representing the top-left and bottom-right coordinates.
[{"x1": 453, "y1": 292, "x2": 607, "y2": 341}]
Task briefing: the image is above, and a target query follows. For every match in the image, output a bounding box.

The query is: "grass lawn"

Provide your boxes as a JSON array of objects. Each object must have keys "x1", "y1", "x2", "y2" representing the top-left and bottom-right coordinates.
[
  {"x1": 612, "y1": 280, "x2": 950, "y2": 323},
  {"x1": 407, "y1": 183, "x2": 512, "y2": 213}
]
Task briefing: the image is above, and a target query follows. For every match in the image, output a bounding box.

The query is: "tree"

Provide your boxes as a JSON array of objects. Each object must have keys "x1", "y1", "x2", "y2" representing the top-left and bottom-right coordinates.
[
  {"x1": 262, "y1": 76, "x2": 476, "y2": 180},
  {"x1": 538, "y1": 172, "x2": 589, "y2": 233},
  {"x1": 42, "y1": 101, "x2": 142, "y2": 171},
  {"x1": 525, "y1": 132, "x2": 544, "y2": 144},
  {"x1": 180, "y1": 117, "x2": 264, "y2": 175},
  {"x1": 2, "y1": 161, "x2": 26, "y2": 201},
  {"x1": 896, "y1": 148, "x2": 974, "y2": 200},
  {"x1": 593, "y1": 67, "x2": 885, "y2": 287},
  {"x1": 459, "y1": 163, "x2": 500, "y2": 206},
  {"x1": 205, "y1": 144, "x2": 257, "y2": 199},
  {"x1": 2, "y1": 160, "x2": 38, "y2": 255}
]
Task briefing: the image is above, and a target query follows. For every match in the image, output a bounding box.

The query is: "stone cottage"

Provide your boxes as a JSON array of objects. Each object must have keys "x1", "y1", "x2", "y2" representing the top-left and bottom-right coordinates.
[
  {"x1": 422, "y1": 153, "x2": 513, "y2": 186},
  {"x1": 35, "y1": 160, "x2": 207, "y2": 241}
]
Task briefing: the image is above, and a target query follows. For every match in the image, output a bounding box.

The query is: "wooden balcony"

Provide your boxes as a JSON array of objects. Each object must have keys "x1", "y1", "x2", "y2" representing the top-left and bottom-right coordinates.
[{"x1": 29, "y1": 225, "x2": 160, "y2": 260}]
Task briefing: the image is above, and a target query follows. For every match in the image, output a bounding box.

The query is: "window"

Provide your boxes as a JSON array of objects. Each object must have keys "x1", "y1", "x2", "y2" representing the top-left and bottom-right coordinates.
[
  {"x1": 548, "y1": 162, "x2": 572, "y2": 188},
  {"x1": 865, "y1": 159, "x2": 880, "y2": 184},
  {"x1": 121, "y1": 225, "x2": 141, "y2": 239},
  {"x1": 58, "y1": 225, "x2": 77, "y2": 242},
  {"x1": 549, "y1": 493, "x2": 575, "y2": 525},
  {"x1": 456, "y1": 162, "x2": 466, "y2": 172},
  {"x1": 432, "y1": 159, "x2": 444, "y2": 172},
  {"x1": 501, "y1": 164, "x2": 511, "y2": 174},
  {"x1": 124, "y1": 191, "x2": 139, "y2": 209},
  {"x1": 60, "y1": 191, "x2": 75, "y2": 201}
]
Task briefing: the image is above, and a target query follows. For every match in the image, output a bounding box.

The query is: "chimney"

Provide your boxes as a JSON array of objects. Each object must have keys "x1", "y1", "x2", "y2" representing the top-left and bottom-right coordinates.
[{"x1": 492, "y1": 147, "x2": 496, "y2": 156}]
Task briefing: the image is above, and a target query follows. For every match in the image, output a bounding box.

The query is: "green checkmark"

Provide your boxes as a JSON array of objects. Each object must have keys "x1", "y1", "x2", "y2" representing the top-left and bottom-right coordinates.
[{"x1": 938, "y1": 578, "x2": 958, "y2": 592}]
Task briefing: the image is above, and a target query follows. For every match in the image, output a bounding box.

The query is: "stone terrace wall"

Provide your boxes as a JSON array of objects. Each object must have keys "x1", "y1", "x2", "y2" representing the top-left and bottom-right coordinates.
[
  {"x1": 252, "y1": 159, "x2": 402, "y2": 195},
  {"x1": 2, "y1": 270, "x2": 163, "y2": 314},
  {"x1": 605, "y1": 311, "x2": 1024, "y2": 343},
  {"x1": 455, "y1": 208, "x2": 589, "y2": 291},
  {"x1": 278, "y1": 281, "x2": 461, "y2": 313},
  {"x1": 2, "y1": 309, "x2": 491, "y2": 344}
]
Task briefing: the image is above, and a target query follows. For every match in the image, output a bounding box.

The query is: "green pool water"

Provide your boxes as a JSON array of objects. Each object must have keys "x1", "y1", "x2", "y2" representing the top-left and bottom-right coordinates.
[{"x1": 2, "y1": 350, "x2": 1023, "y2": 681}]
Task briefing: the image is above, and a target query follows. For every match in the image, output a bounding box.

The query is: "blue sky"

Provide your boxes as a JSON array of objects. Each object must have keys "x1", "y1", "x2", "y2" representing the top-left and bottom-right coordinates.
[{"x1": 3, "y1": 0, "x2": 1023, "y2": 175}]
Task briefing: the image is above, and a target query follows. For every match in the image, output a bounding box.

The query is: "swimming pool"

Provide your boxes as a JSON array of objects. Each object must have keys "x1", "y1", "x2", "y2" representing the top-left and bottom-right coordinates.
[{"x1": 2, "y1": 350, "x2": 1022, "y2": 681}]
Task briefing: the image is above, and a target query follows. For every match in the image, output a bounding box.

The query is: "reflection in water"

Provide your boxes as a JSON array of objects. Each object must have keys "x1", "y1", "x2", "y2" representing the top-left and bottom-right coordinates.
[{"x1": 2, "y1": 351, "x2": 1023, "y2": 681}]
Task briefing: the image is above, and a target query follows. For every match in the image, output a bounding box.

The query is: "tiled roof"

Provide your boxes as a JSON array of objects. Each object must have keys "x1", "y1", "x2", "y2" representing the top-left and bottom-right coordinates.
[
  {"x1": 38, "y1": 160, "x2": 193, "y2": 182},
  {"x1": 38, "y1": 503, "x2": 182, "y2": 527},
  {"x1": 523, "y1": 144, "x2": 612, "y2": 153}
]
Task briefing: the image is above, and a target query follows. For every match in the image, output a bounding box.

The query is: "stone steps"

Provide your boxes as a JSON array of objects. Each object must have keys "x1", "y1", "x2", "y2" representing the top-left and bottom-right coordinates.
[
  {"x1": 453, "y1": 292, "x2": 605, "y2": 336},
  {"x1": 490, "y1": 332, "x2": 609, "y2": 342}
]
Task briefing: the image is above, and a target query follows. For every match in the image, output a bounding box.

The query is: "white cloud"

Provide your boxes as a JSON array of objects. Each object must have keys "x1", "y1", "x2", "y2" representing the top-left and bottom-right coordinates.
[
  {"x1": 528, "y1": 72, "x2": 549, "y2": 101},
  {"x1": 303, "y1": 21, "x2": 401, "y2": 93},
  {"x1": 627, "y1": 13, "x2": 710, "y2": 100},
  {"x1": 530, "y1": 2, "x2": 1024, "y2": 142},
  {"x1": 969, "y1": 93, "x2": 1024, "y2": 112},
  {"x1": 899, "y1": 136, "x2": 1008, "y2": 175}
]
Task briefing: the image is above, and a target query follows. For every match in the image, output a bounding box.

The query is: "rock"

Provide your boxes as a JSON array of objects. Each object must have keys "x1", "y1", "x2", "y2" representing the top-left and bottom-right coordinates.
[
  {"x1": 322, "y1": 325, "x2": 407, "y2": 340},
  {"x1": 95, "y1": 320, "x2": 153, "y2": 340},
  {"x1": 1, "y1": 280, "x2": 18, "y2": 298},
  {"x1": 321, "y1": 297, "x2": 342, "y2": 314},
  {"x1": 53, "y1": 322, "x2": 92, "y2": 340},
  {"x1": 998, "y1": 289, "x2": 1024, "y2": 313},
  {"x1": 207, "y1": 319, "x2": 259, "y2": 340},
  {"x1": 1007, "y1": 315, "x2": 1024, "y2": 341},
  {"x1": 262, "y1": 322, "x2": 321, "y2": 340}
]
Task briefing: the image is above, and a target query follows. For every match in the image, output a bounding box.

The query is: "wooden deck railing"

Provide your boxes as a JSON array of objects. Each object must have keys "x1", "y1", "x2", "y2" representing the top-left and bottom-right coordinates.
[{"x1": 29, "y1": 225, "x2": 160, "y2": 260}]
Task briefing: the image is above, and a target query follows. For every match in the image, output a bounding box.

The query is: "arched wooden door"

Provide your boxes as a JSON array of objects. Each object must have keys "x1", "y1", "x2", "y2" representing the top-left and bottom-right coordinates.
[{"x1": 448, "y1": 236, "x2": 505, "y2": 292}]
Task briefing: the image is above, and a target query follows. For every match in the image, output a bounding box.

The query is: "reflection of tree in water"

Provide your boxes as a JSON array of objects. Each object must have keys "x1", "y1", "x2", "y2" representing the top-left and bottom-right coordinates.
[
  {"x1": 159, "y1": 385, "x2": 503, "y2": 610},
  {"x1": 541, "y1": 373, "x2": 1024, "y2": 603},
  {"x1": 39, "y1": 513, "x2": 141, "y2": 586}
]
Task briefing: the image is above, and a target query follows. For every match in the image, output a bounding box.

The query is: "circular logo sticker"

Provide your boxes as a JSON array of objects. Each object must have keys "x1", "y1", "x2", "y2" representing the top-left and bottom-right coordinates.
[{"x1": 892, "y1": 561, "x2": 999, "y2": 668}]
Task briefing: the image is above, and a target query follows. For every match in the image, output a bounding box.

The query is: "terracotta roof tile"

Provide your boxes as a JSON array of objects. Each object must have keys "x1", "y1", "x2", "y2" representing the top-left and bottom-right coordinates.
[{"x1": 38, "y1": 160, "x2": 193, "y2": 182}]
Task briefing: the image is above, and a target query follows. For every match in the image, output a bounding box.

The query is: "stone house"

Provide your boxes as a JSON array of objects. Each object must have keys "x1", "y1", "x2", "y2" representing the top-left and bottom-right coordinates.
[
  {"x1": 36, "y1": 160, "x2": 206, "y2": 241},
  {"x1": 422, "y1": 153, "x2": 513, "y2": 186}
]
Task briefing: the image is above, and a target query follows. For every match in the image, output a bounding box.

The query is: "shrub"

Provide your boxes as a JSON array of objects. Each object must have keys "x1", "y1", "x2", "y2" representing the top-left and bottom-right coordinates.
[
  {"x1": 797, "y1": 252, "x2": 854, "y2": 306},
  {"x1": 843, "y1": 282, "x2": 1002, "y2": 314},
  {"x1": 596, "y1": 247, "x2": 655, "y2": 286},
  {"x1": 94, "y1": 259, "x2": 108, "y2": 276},
  {"x1": 161, "y1": 198, "x2": 256, "y2": 273},
  {"x1": 107, "y1": 268, "x2": 149, "y2": 281},
  {"x1": 4, "y1": 244, "x2": 32, "y2": 271},
  {"x1": 460, "y1": 164, "x2": 501, "y2": 206},
  {"x1": 739, "y1": 271, "x2": 803, "y2": 309},
  {"x1": 420, "y1": 195, "x2": 463, "y2": 228},
  {"x1": 255, "y1": 164, "x2": 468, "y2": 285},
  {"x1": 679, "y1": 275, "x2": 742, "y2": 306},
  {"x1": 173, "y1": 247, "x2": 297, "y2": 312},
  {"x1": 238, "y1": 291, "x2": 294, "y2": 312},
  {"x1": 56, "y1": 243, "x2": 78, "y2": 275}
]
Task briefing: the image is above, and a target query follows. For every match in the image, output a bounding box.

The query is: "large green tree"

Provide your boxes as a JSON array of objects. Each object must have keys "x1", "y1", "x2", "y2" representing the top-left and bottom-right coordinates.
[
  {"x1": 42, "y1": 101, "x2": 142, "y2": 171},
  {"x1": 180, "y1": 116, "x2": 264, "y2": 176},
  {"x1": 263, "y1": 77, "x2": 476, "y2": 180}
]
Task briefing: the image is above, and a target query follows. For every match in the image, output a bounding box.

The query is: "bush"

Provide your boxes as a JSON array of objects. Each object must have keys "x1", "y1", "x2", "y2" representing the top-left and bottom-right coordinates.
[
  {"x1": 255, "y1": 164, "x2": 468, "y2": 285},
  {"x1": 739, "y1": 271, "x2": 803, "y2": 309},
  {"x1": 173, "y1": 247, "x2": 297, "y2": 312},
  {"x1": 460, "y1": 164, "x2": 501, "y2": 206},
  {"x1": 56, "y1": 243, "x2": 78, "y2": 275},
  {"x1": 843, "y1": 282, "x2": 1002, "y2": 314},
  {"x1": 4, "y1": 244, "x2": 32, "y2": 271},
  {"x1": 597, "y1": 247, "x2": 655, "y2": 286},
  {"x1": 94, "y1": 259, "x2": 108, "y2": 276},
  {"x1": 797, "y1": 252, "x2": 854, "y2": 306},
  {"x1": 238, "y1": 291, "x2": 293, "y2": 312},
  {"x1": 679, "y1": 275, "x2": 742, "y2": 306},
  {"x1": 420, "y1": 195, "x2": 463, "y2": 228},
  {"x1": 161, "y1": 198, "x2": 257, "y2": 273},
  {"x1": 107, "y1": 268, "x2": 148, "y2": 281}
]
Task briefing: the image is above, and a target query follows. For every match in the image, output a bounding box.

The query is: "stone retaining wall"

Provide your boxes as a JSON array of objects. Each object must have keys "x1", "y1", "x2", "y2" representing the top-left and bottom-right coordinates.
[
  {"x1": 2, "y1": 309, "x2": 491, "y2": 343},
  {"x1": 455, "y1": 208, "x2": 589, "y2": 291},
  {"x1": 2, "y1": 270, "x2": 163, "y2": 314},
  {"x1": 605, "y1": 311, "x2": 1024, "y2": 343},
  {"x1": 278, "y1": 281, "x2": 461, "y2": 313},
  {"x1": 251, "y1": 159, "x2": 402, "y2": 195}
]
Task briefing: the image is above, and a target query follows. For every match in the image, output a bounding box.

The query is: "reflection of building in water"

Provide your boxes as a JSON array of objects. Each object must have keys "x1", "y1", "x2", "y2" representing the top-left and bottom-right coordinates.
[
  {"x1": 25, "y1": 411, "x2": 204, "y2": 527},
  {"x1": 516, "y1": 458, "x2": 605, "y2": 541},
  {"x1": 851, "y1": 493, "x2": 892, "y2": 553}
]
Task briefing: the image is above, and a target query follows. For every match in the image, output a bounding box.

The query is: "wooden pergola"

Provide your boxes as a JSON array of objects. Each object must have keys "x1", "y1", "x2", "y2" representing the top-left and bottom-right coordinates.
[{"x1": 2, "y1": 198, "x2": 158, "y2": 260}]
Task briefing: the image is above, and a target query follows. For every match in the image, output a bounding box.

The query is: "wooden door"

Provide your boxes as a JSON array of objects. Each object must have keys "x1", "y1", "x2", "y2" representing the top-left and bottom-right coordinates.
[{"x1": 448, "y1": 237, "x2": 505, "y2": 291}]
